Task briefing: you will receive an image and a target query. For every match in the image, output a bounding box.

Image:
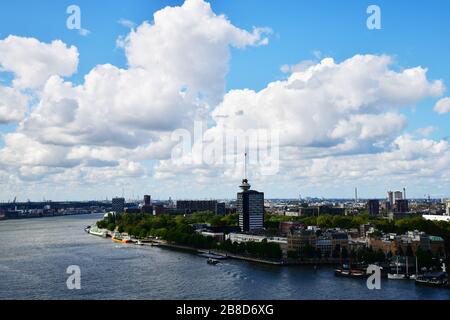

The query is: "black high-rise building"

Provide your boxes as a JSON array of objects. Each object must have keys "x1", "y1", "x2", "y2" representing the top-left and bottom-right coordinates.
[
  {"x1": 237, "y1": 179, "x2": 264, "y2": 232},
  {"x1": 394, "y1": 199, "x2": 409, "y2": 213},
  {"x1": 367, "y1": 200, "x2": 380, "y2": 216}
]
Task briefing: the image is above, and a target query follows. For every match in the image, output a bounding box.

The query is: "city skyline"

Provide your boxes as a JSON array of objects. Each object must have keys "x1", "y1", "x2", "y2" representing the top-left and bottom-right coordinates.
[{"x1": 1, "y1": 0, "x2": 450, "y2": 201}]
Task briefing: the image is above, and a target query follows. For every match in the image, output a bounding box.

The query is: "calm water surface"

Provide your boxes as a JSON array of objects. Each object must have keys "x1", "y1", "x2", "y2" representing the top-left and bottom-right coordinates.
[{"x1": 0, "y1": 214, "x2": 448, "y2": 300}]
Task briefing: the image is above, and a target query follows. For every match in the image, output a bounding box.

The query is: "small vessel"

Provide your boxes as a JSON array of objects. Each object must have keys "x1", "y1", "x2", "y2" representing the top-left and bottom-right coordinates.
[
  {"x1": 334, "y1": 264, "x2": 368, "y2": 278},
  {"x1": 198, "y1": 252, "x2": 228, "y2": 260},
  {"x1": 415, "y1": 263, "x2": 449, "y2": 288},
  {"x1": 89, "y1": 225, "x2": 108, "y2": 238},
  {"x1": 207, "y1": 258, "x2": 219, "y2": 265},
  {"x1": 387, "y1": 256, "x2": 407, "y2": 280},
  {"x1": 135, "y1": 240, "x2": 144, "y2": 246},
  {"x1": 112, "y1": 232, "x2": 133, "y2": 244}
]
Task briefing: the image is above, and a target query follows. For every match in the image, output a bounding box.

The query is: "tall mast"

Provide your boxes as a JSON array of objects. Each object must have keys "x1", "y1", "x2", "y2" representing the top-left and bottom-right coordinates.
[{"x1": 244, "y1": 152, "x2": 248, "y2": 180}]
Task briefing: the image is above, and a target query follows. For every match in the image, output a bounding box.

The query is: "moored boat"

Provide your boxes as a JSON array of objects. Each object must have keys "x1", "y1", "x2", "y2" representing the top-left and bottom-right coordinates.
[
  {"x1": 415, "y1": 272, "x2": 448, "y2": 287},
  {"x1": 334, "y1": 264, "x2": 368, "y2": 278},
  {"x1": 89, "y1": 225, "x2": 108, "y2": 238},
  {"x1": 198, "y1": 251, "x2": 228, "y2": 260},
  {"x1": 207, "y1": 258, "x2": 219, "y2": 265},
  {"x1": 111, "y1": 232, "x2": 133, "y2": 244},
  {"x1": 387, "y1": 256, "x2": 408, "y2": 280},
  {"x1": 415, "y1": 263, "x2": 448, "y2": 288}
]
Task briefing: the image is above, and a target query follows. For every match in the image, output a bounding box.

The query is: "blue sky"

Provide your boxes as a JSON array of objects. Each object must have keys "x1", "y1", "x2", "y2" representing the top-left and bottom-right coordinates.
[{"x1": 1, "y1": 0, "x2": 450, "y2": 200}]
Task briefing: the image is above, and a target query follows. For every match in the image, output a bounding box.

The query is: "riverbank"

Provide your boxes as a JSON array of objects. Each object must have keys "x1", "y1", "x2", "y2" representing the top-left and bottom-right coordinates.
[{"x1": 126, "y1": 237, "x2": 286, "y2": 265}]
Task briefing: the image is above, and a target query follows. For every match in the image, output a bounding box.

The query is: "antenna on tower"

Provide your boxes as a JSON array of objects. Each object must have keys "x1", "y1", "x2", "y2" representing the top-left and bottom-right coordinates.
[
  {"x1": 239, "y1": 152, "x2": 251, "y2": 192},
  {"x1": 244, "y1": 152, "x2": 248, "y2": 180}
]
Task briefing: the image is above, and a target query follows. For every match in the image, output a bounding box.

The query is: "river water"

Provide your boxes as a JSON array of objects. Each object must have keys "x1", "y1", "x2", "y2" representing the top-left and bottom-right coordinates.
[{"x1": 0, "y1": 213, "x2": 448, "y2": 300}]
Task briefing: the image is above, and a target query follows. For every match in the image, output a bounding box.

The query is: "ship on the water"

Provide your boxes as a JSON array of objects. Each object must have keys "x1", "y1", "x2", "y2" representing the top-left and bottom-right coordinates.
[
  {"x1": 415, "y1": 263, "x2": 449, "y2": 288},
  {"x1": 112, "y1": 232, "x2": 133, "y2": 244},
  {"x1": 334, "y1": 263, "x2": 369, "y2": 279},
  {"x1": 89, "y1": 225, "x2": 108, "y2": 238}
]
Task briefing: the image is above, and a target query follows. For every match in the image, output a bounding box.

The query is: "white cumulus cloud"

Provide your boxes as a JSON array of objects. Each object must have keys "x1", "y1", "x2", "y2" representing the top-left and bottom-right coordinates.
[{"x1": 0, "y1": 35, "x2": 79, "y2": 89}]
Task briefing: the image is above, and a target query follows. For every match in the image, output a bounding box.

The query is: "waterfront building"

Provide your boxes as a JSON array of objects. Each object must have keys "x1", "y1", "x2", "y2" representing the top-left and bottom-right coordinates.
[
  {"x1": 279, "y1": 221, "x2": 301, "y2": 236},
  {"x1": 316, "y1": 236, "x2": 333, "y2": 257},
  {"x1": 176, "y1": 200, "x2": 226, "y2": 215},
  {"x1": 368, "y1": 231, "x2": 445, "y2": 257},
  {"x1": 237, "y1": 179, "x2": 264, "y2": 232},
  {"x1": 287, "y1": 228, "x2": 317, "y2": 253},
  {"x1": 367, "y1": 200, "x2": 380, "y2": 216},
  {"x1": 198, "y1": 231, "x2": 225, "y2": 242},
  {"x1": 227, "y1": 233, "x2": 287, "y2": 245},
  {"x1": 112, "y1": 197, "x2": 125, "y2": 213},
  {"x1": 227, "y1": 233, "x2": 267, "y2": 243},
  {"x1": 330, "y1": 231, "x2": 349, "y2": 252}
]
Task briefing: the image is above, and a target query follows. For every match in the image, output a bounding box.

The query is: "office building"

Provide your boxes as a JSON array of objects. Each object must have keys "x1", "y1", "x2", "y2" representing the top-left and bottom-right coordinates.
[
  {"x1": 367, "y1": 200, "x2": 380, "y2": 216},
  {"x1": 446, "y1": 200, "x2": 450, "y2": 216},
  {"x1": 394, "y1": 199, "x2": 409, "y2": 213},
  {"x1": 111, "y1": 197, "x2": 125, "y2": 213},
  {"x1": 394, "y1": 191, "x2": 403, "y2": 204},
  {"x1": 387, "y1": 191, "x2": 394, "y2": 208},
  {"x1": 237, "y1": 179, "x2": 264, "y2": 232},
  {"x1": 142, "y1": 195, "x2": 153, "y2": 214}
]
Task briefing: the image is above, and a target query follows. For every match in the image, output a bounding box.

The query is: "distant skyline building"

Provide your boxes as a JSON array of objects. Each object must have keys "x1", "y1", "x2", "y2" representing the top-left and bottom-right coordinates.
[
  {"x1": 394, "y1": 199, "x2": 409, "y2": 213},
  {"x1": 387, "y1": 191, "x2": 394, "y2": 209},
  {"x1": 367, "y1": 200, "x2": 380, "y2": 216},
  {"x1": 142, "y1": 195, "x2": 153, "y2": 214},
  {"x1": 176, "y1": 200, "x2": 226, "y2": 215},
  {"x1": 394, "y1": 191, "x2": 403, "y2": 204},
  {"x1": 237, "y1": 178, "x2": 264, "y2": 232},
  {"x1": 111, "y1": 197, "x2": 125, "y2": 213}
]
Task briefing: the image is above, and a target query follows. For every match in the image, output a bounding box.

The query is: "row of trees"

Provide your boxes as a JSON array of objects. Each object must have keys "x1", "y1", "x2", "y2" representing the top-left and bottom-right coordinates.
[
  {"x1": 97, "y1": 211, "x2": 239, "y2": 238},
  {"x1": 96, "y1": 212, "x2": 282, "y2": 259}
]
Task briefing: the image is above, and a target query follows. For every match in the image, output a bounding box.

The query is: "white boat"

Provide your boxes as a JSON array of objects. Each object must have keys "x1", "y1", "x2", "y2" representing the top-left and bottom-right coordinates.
[
  {"x1": 388, "y1": 273, "x2": 407, "y2": 280},
  {"x1": 89, "y1": 225, "x2": 108, "y2": 238},
  {"x1": 387, "y1": 256, "x2": 407, "y2": 280},
  {"x1": 207, "y1": 258, "x2": 219, "y2": 265}
]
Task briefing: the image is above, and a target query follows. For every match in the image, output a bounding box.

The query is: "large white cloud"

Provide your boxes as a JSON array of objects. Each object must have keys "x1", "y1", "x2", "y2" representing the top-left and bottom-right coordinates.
[
  {"x1": 0, "y1": 0, "x2": 270, "y2": 191},
  {"x1": 0, "y1": 35, "x2": 79, "y2": 89},
  {"x1": 154, "y1": 55, "x2": 446, "y2": 188}
]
